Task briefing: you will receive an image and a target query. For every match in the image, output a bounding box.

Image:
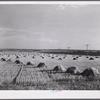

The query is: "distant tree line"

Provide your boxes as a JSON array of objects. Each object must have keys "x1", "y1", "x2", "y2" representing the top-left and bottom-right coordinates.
[{"x1": 40, "y1": 49, "x2": 100, "y2": 56}]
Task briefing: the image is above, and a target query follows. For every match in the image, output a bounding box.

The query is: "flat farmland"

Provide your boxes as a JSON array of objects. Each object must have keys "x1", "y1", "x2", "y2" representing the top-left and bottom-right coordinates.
[{"x1": 0, "y1": 51, "x2": 100, "y2": 90}]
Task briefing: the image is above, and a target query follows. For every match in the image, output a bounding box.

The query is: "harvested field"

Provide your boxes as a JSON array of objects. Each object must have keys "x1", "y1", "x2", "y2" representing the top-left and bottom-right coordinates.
[{"x1": 0, "y1": 51, "x2": 100, "y2": 90}]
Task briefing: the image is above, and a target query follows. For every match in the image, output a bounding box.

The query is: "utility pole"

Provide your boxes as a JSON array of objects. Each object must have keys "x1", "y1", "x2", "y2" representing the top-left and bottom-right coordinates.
[
  {"x1": 67, "y1": 47, "x2": 70, "y2": 53},
  {"x1": 86, "y1": 44, "x2": 89, "y2": 57},
  {"x1": 67, "y1": 47, "x2": 70, "y2": 50}
]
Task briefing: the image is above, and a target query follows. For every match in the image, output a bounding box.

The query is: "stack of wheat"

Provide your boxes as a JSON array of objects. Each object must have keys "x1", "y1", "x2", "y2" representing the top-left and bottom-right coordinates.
[
  {"x1": 16, "y1": 67, "x2": 51, "y2": 85},
  {"x1": 0, "y1": 62, "x2": 21, "y2": 85}
]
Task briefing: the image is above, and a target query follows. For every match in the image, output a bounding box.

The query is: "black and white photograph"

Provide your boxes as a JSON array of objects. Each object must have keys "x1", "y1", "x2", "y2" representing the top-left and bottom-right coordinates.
[{"x1": 0, "y1": 2, "x2": 100, "y2": 90}]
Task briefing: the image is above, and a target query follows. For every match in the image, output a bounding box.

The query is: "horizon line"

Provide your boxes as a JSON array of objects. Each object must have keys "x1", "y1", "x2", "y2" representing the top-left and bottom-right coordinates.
[{"x1": 0, "y1": 48, "x2": 100, "y2": 51}]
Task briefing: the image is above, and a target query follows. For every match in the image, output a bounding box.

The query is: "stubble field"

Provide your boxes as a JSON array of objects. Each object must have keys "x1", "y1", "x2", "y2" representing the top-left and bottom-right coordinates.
[{"x1": 0, "y1": 51, "x2": 100, "y2": 90}]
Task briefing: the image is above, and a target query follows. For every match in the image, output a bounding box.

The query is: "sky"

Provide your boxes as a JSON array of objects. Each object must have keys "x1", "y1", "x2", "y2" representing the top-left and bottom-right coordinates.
[{"x1": 0, "y1": 4, "x2": 100, "y2": 50}]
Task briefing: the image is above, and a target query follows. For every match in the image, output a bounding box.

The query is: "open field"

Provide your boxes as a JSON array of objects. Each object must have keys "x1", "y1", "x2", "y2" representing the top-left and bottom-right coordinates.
[{"x1": 0, "y1": 50, "x2": 100, "y2": 90}]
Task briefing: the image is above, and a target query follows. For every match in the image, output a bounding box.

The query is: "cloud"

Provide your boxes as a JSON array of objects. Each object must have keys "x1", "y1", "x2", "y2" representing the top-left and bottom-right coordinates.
[
  {"x1": 0, "y1": 27, "x2": 57, "y2": 43},
  {"x1": 38, "y1": 37, "x2": 58, "y2": 43},
  {"x1": 0, "y1": 28, "x2": 29, "y2": 37},
  {"x1": 0, "y1": 27, "x2": 57, "y2": 44},
  {"x1": 55, "y1": 4, "x2": 87, "y2": 10},
  {"x1": 33, "y1": 32, "x2": 45, "y2": 35},
  {"x1": 0, "y1": 27, "x2": 45, "y2": 37}
]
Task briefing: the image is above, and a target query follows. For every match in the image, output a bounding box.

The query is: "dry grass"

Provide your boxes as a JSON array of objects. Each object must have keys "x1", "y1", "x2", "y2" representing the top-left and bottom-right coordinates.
[
  {"x1": 1, "y1": 73, "x2": 100, "y2": 90},
  {"x1": 0, "y1": 68, "x2": 100, "y2": 90},
  {"x1": 0, "y1": 51, "x2": 100, "y2": 90}
]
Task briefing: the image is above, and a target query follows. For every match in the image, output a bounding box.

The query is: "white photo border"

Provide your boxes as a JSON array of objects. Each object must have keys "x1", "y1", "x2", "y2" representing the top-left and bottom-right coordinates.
[{"x1": 0, "y1": 1, "x2": 100, "y2": 99}]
